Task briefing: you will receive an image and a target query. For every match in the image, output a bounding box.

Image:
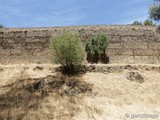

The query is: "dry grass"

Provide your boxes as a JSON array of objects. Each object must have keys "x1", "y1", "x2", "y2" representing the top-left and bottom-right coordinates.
[
  {"x1": 0, "y1": 65, "x2": 92, "y2": 120},
  {"x1": 0, "y1": 64, "x2": 160, "y2": 120},
  {"x1": 0, "y1": 76, "x2": 92, "y2": 120}
]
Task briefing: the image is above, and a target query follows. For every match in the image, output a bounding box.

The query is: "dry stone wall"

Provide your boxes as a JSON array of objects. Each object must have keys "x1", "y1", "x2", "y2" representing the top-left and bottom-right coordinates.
[{"x1": 0, "y1": 25, "x2": 160, "y2": 64}]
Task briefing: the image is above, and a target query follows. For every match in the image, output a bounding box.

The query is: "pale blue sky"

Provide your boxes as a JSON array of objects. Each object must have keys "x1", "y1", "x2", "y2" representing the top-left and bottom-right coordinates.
[{"x1": 0, "y1": 0, "x2": 153, "y2": 28}]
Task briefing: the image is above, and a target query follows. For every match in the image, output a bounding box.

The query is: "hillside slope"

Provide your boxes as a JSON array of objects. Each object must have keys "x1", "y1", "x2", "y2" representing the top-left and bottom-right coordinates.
[{"x1": 0, "y1": 64, "x2": 159, "y2": 120}]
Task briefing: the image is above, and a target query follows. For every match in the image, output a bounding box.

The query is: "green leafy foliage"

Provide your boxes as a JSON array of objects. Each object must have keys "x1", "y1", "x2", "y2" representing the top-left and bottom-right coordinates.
[
  {"x1": 132, "y1": 21, "x2": 143, "y2": 25},
  {"x1": 49, "y1": 31, "x2": 85, "y2": 74},
  {"x1": 143, "y1": 19, "x2": 156, "y2": 26},
  {"x1": 149, "y1": 1, "x2": 160, "y2": 21},
  {"x1": 132, "y1": 20, "x2": 156, "y2": 26},
  {"x1": 85, "y1": 34, "x2": 109, "y2": 63}
]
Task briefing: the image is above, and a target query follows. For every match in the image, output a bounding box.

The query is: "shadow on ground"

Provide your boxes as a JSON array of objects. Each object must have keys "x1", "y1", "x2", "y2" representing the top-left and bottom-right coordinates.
[{"x1": 0, "y1": 73, "x2": 92, "y2": 120}]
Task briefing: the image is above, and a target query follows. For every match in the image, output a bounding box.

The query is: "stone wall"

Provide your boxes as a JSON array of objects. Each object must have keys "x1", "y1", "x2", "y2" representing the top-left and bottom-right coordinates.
[{"x1": 0, "y1": 25, "x2": 160, "y2": 64}]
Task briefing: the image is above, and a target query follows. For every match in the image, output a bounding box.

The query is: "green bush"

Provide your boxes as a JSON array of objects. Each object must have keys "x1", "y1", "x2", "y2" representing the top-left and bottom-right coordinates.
[
  {"x1": 85, "y1": 34, "x2": 109, "y2": 63},
  {"x1": 143, "y1": 19, "x2": 155, "y2": 26},
  {"x1": 132, "y1": 21, "x2": 143, "y2": 25},
  {"x1": 49, "y1": 31, "x2": 85, "y2": 74}
]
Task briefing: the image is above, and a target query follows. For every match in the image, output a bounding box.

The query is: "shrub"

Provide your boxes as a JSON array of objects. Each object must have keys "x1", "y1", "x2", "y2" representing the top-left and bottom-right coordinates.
[
  {"x1": 143, "y1": 19, "x2": 155, "y2": 26},
  {"x1": 132, "y1": 21, "x2": 143, "y2": 25},
  {"x1": 85, "y1": 34, "x2": 109, "y2": 63},
  {"x1": 49, "y1": 31, "x2": 85, "y2": 74}
]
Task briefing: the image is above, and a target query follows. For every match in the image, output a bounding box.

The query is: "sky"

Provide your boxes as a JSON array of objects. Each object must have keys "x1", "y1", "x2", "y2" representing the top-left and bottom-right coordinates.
[{"x1": 0, "y1": 0, "x2": 153, "y2": 28}]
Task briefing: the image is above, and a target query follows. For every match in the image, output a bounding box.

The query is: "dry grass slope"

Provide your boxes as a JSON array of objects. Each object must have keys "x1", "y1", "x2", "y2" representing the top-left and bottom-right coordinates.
[{"x1": 0, "y1": 64, "x2": 160, "y2": 120}]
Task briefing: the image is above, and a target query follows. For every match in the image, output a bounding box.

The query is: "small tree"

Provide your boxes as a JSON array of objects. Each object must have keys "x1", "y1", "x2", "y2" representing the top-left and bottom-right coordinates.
[
  {"x1": 143, "y1": 19, "x2": 156, "y2": 26},
  {"x1": 49, "y1": 31, "x2": 85, "y2": 74},
  {"x1": 85, "y1": 34, "x2": 109, "y2": 63},
  {"x1": 132, "y1": 21, "x2": 143, "y2": 25}
]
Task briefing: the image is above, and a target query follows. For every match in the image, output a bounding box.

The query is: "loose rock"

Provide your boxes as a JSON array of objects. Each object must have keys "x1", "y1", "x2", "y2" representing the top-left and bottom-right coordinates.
[{"x1": 126, "y1": 71, "x2": 146, "y2": 83}]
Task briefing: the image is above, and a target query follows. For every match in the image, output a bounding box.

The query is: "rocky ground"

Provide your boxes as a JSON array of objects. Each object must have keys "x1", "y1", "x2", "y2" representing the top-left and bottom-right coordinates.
[{"x1": 0, "y1": 64, "x2": 160, "y2": 120}]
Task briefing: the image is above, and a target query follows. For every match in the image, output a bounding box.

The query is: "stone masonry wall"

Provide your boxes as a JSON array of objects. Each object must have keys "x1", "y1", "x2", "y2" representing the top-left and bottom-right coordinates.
[{"x1": 0, "y1": 25, "x2": 160, "y2": 64}]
